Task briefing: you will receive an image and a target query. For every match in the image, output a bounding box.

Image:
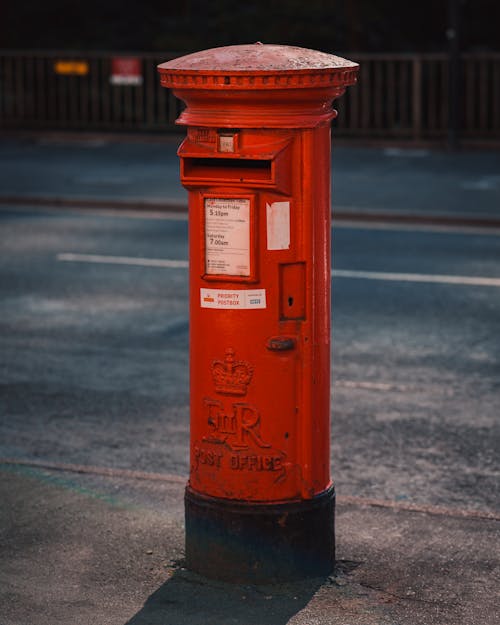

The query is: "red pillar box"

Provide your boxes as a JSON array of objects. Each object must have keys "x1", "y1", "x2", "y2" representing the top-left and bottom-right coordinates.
[{"x1": 158, "y1": 44, "x2": 358, "y2": 583}]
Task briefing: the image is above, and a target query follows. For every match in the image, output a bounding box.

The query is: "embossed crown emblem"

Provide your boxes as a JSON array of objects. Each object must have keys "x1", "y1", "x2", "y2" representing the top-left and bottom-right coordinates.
[{"x1": 211, "y1": 348, "x2": 253, "y2": 396}]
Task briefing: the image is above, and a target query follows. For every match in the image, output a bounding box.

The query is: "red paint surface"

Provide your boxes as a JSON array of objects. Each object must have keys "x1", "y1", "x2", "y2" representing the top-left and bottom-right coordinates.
[{"x1": 158, "y1": 44, "x2": 358, "y2": 502}]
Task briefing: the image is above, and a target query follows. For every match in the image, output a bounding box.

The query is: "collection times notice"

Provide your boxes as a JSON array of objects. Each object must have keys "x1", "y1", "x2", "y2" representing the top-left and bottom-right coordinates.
[{"x1": 205, "y1": 198, "x2": 251, "y2": 276}]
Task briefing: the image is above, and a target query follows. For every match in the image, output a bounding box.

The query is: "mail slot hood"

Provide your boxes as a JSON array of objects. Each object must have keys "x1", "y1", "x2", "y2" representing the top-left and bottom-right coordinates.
[{"x1": 178, "y1": 129, "x2": 292, "y2": 192}]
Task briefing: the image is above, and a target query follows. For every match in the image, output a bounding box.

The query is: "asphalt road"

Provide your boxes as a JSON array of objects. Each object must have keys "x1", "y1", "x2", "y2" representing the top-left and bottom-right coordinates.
[
  {"x1": 1, "y1": 205, "x2": 499, "y2": 516},
  {"x1": 1, "y1": 136, "x2": 499, "y2": 219}
]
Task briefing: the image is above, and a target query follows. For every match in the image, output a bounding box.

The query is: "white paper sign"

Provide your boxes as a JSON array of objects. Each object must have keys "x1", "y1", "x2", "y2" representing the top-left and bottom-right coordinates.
[
  {"x1": 266, "y1": 201, "x2": 290, "y2": 250},
  {"x1": 205, "y1": 198, "x2": 250, "y2": 276},
  {"x1": 200, "y1": 288, "x2": 266, "y2": 309}
]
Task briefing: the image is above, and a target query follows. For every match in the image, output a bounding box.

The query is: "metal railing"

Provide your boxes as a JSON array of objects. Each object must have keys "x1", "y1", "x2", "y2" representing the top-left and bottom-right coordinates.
[
  {"x1": 335, "y1": 52, "x2": 500, "y2": 142},
  {"x1": 0, "y1": 51, "x2": 182, "y2": 132},
  {"x1": 1, "y1": 50, "x2": 499, "y2": 143}
]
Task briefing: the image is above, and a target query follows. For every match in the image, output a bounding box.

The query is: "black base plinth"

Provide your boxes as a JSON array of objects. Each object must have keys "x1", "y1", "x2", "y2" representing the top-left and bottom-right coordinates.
[{"x1": 184, "y1": 485, "x2": 335, "y2": 584}]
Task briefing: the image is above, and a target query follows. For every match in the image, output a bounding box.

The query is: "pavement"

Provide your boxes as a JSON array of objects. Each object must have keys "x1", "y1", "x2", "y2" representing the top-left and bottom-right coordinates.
[
  {"x1": 1, "y1": 465, "x2": 498, "y2": 625},
  {"x1": 1, "y1": 133, "x2": 500, "y2": 625}
]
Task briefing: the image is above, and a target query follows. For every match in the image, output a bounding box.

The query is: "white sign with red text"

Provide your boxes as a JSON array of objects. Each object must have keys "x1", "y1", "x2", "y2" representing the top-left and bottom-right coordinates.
[{"x1": 200, "y1": 288, "x2": 266, "y2": 309}]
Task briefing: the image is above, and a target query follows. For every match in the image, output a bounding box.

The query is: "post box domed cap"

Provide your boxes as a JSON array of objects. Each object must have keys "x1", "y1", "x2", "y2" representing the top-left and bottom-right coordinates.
[
  {"x1": 158, "y1": 43, "x2": 358, "y2": 90},
  {"x1": 159, "y1": 43, "x2": 357, "y2": 72},
  {"x1": 158, "y1": 43, "x2": 359, "y2": 126}
]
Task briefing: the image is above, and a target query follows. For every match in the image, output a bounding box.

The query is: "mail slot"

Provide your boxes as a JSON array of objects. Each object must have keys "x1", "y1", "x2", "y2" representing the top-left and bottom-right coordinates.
[
  {"x1": 158, "y1": 43, "x2": 358, "y2": 583},
  {"x1": 183, "y1": 157, "x2": 272, "y2": 182}
]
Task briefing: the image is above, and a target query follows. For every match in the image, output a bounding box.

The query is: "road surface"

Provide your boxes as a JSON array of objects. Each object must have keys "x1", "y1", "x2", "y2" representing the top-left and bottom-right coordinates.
[{"x1": 1, "y1": 205, "x2": 499, "y2": 514}]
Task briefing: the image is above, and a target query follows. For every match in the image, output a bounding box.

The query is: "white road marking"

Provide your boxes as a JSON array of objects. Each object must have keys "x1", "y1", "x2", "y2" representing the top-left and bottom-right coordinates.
[
  {"x1": 333, "y1": 220, "x2": 500, "y2": 236},
  {"x1": 334, "y1": 380, "x2": 412, "y2": 392},
  {"x1": 383, "y1": 147, "x2": 430, "y2": 157},
  {"x1": 332, "y1": 269, "x2": 500, "y2": 288},
  {"x1": 57, "y1": 253, "x2": 188, "y2": 268},
  {"x1": 460, "y1": 176, "x2": 500, "y2": 191},
  {"x1": 56, "y1": 253, "x2": 500, "y2": 288},
  {"x1": 2, "y1": 204, "x2": 188, "y2": 221}
]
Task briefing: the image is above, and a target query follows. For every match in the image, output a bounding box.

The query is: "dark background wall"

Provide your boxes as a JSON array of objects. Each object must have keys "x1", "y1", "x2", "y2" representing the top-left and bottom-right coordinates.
[{"x1": 1, "y1": 0, "x2": 498, "y2": 53}]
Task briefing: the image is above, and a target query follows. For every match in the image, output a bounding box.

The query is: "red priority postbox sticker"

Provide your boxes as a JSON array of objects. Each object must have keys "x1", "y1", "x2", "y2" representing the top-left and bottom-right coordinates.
[{"x1": 200, "y1": 288, "x2": 266, "y2": 309}]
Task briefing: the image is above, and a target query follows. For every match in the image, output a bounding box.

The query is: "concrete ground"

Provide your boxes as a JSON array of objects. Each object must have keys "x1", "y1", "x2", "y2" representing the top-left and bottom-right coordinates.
[
  {"x1": 1, "y1": 133, "x2": 499, "y2": 624},
  {"x1": 1, "y1": 465, "x2": 499, "y2": 625}
]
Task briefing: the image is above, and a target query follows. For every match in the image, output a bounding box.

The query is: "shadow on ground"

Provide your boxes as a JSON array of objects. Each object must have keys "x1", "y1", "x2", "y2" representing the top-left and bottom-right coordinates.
[{"x1": 125, "y1": 568, "x2": 326, "y2": 625}]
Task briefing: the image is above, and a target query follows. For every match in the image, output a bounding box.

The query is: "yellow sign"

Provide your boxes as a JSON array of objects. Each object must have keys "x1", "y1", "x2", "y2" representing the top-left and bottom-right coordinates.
[{"x1": 54, "y1": 61, "x2": 89, "y2": 76}]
